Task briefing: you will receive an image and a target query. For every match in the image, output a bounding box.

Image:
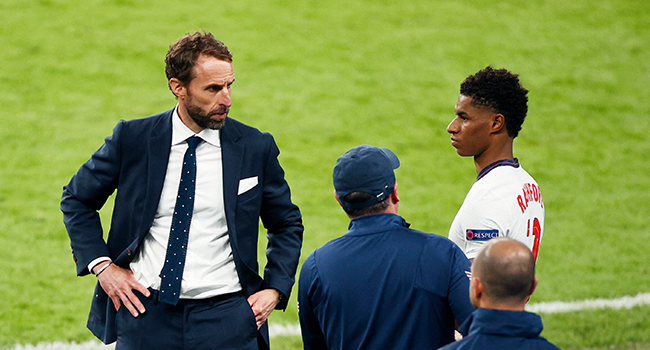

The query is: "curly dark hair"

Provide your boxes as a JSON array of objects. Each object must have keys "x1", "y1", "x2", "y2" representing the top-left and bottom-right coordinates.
[
  {"x1": 460, "y1": 66, "x2": 529, "y2": 138},
  {"x1": 165, "y1": 31, "x2": 232, "y2": 94}
]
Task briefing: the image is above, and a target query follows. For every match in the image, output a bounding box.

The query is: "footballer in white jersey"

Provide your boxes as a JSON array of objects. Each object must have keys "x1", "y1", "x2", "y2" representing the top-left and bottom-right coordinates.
[
  {"x1": 448, "y1": 158, "x2": 544, "y2": 261},
  {"x1": 446, "y1": 66, "x2": 544, "y2": 261}
]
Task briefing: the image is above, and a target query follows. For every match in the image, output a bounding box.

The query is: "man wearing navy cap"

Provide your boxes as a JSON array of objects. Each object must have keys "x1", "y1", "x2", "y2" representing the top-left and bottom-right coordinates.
[{"x1": 298, "y1": 144, "x2": 474, "y2": 350}]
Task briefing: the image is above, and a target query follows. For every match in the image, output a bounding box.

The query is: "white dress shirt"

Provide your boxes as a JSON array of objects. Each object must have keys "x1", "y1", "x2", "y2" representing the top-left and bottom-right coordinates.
[{"x1": 125, "y1": 107, "x2": 241, "y2": 298}]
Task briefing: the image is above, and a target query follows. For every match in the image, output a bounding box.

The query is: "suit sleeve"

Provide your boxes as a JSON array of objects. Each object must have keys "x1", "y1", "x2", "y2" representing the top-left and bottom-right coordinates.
[
  {"x1": 298, "y1": 254, "x2": 328, "y2": 350},
  {"x1": 258, "y1": 134, "x2": 304, "y2": 309},
  {"x1": 61, "y1": 120, "x2": 124, "y2": 276}
]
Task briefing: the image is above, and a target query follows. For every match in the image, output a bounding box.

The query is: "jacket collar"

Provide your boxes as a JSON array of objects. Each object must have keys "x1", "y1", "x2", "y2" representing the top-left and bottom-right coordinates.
[
  {"x1": 477, "y1": 158, "x2": 520, "y2": 181},
  {"x1": 346, "y1": 213, "x2": 410, "y2": 235},
  {"x1": 460, "y1": 308, "x2": 544, "y2": 338}
]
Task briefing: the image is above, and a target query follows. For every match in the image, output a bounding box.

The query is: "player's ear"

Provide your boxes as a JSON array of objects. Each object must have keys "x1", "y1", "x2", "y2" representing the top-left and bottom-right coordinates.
[
  {"x1": 491, "y1": 113, "x2": 506, "y2": 134},
  {"x1": 169, "y1": 78, "x2": 186, "y2": 100}
]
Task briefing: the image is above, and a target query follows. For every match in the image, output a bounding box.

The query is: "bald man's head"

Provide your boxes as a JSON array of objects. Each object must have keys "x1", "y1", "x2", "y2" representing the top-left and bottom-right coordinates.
[{"x1": 471, "y1": 238, "x2": 536, "y2": 307}]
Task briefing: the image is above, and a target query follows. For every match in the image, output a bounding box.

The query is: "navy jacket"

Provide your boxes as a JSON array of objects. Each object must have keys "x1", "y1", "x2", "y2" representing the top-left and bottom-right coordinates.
[
  {"x1": 61, "y1": 109, "x2": 303, "y2": 347},
  {"x1": 439, "y1": 308, "x2": 561, "y2": 350},
  {"x1": 298, "y1": 213, "x2": 473, "y2": 350}
]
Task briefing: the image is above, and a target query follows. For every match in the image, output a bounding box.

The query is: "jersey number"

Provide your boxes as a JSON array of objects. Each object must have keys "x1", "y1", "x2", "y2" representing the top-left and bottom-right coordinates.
[{"x1": 527, "y1": 218, "x2": 541, "y2": 262}]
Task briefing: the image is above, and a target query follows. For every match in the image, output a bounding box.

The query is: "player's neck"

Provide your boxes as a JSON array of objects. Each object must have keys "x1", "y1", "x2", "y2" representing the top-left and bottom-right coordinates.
[{"x1": 474, "y1": 141, "x2": 514, "y2": 175}]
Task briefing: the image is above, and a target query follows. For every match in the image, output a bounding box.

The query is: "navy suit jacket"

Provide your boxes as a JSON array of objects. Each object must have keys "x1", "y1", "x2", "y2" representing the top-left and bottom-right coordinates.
[{"x1": 61, "y1": 109, "x2": 303, "y2": 346}]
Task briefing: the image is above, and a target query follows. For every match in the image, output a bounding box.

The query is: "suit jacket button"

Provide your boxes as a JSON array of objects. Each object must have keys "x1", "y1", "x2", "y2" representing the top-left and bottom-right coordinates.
[{"x1": 127, "y1": 249, "x2": 132, "y2": 256}]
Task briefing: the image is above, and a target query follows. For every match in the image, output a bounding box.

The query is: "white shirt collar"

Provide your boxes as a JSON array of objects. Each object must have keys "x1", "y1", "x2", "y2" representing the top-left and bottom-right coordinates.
[{"x1": 171, "y1": 105, "x2": 221, "y2": 148}]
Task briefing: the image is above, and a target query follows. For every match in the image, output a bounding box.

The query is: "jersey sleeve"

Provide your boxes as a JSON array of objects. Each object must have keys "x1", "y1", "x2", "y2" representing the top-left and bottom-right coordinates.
[
  {"x1": 448, "y1": 212, "x2": 466, "y2": 253},
  {"x1": 449, "y1": 189, "x2": 511, "y2": 260}
]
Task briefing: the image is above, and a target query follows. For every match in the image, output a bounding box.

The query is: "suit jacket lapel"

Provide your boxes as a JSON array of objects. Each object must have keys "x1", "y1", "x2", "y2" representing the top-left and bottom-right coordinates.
[
  {"x1": 221, "y1": 118, "x2": 243, "y2": 248},
  {"x1": 139, "y1": 111, "x2": 173, "y2": 241}
]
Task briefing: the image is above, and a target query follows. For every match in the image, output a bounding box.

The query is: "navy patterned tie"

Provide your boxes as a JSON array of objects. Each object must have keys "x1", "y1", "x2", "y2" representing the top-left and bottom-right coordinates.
[{"x1": 159, "y1": 136, "x2": 202, "y2": 305}]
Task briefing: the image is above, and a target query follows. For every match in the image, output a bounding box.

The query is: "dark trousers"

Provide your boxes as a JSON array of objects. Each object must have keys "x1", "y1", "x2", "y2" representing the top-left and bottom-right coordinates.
[{"x1": 115, "y1": 289, "x2": 258, "y2": 350}]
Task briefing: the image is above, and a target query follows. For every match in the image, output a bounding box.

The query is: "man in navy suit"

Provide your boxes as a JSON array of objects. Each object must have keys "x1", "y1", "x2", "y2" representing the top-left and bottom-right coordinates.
[{"x1": 61, "y1": 31, "x2": 303, "y2": 350}]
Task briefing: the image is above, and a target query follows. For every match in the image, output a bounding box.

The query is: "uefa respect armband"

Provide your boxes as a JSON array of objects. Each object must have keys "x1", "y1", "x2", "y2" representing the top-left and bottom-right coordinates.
[{"x1": 466, "y1": 229, "x2": 499, "y2": 241}]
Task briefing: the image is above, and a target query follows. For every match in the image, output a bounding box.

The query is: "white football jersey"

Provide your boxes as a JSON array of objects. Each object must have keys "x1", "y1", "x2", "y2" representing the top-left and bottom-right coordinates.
[{"x1": 449, "y1": 159, "x2": 544, "y2": 261}]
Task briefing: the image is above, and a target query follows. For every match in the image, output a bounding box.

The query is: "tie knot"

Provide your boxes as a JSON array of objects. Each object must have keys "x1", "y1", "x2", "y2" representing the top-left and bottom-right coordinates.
[{"x1": 186, "y1": 136, "x2": 202, "y2": 150}]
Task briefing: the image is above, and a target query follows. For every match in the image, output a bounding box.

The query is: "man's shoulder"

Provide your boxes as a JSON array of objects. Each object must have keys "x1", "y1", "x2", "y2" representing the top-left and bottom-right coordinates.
[
  {"x1": 417, "y1": 228, "x2": 468, "y2": 262},
  {"x1": 437, "y1": 334, "x2": 559, "y2": 350},
  {"x1": 122, "y1": 109, "x2": 173, "y2": 125},
  {"x1": 401, "y1": 227, "x2": 458, "y2": 250},
  {"x1": 105, "y1": 110, "x2": 173, "y2": 144},
  {"x1": 466, "y1": 167, "x2": 533, "y2": 205},
  {"x1": 535, "y1": 338, "x2": 562, "y2": 350},
  {"x1": 310, "y1": 220, "x2": 458, "y2": 258},
  {"x1": 310, "y1": 235, "x2": 348, "y2": 256},
  {"x1": 299, "y1": 237, "x2": 344, "y2": 278},
  {"x1": 220, "y1": 117, "x2": 280, "y2": 153},
  {"x1": 478, "y1": 163, "x2": 539, "y2": 189},
  {"x1": 224, "y1": 116, "x2": 272, "y2": 138}
]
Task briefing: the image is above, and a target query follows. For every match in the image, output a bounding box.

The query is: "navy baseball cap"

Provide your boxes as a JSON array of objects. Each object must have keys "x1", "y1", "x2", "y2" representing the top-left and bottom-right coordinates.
[{"x1": 333, "y1": 145, "x2": 400, "y2": 209}]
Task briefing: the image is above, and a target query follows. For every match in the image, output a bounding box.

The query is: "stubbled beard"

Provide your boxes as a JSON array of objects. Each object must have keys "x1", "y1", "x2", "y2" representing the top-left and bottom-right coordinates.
[{"x1": 185, "y1": 97, "x2": 228, "y2": 130}]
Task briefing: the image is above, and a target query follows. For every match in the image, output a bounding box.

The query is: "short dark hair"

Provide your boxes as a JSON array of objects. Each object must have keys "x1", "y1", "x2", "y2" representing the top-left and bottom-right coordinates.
[
  {"x1": 460, "y1": 66, "x2": 529, "y2": 138},
  {"x1": 341, "y1": 192, "x2": 390, "y2": 218},
  {"x1": 165, "y1": 31, "x2": 232, "y2": 92}
]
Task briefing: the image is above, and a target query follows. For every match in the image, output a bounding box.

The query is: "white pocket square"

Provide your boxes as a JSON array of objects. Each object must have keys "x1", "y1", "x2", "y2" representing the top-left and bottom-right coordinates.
[{"x1": 238, "y1": 176, "x2": 258, "y2": 195}]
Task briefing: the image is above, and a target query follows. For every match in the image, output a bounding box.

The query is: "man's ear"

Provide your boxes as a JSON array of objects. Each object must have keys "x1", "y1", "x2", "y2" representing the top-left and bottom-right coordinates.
[
  {"x1": 169, "y1": 78, "x2": 186, "y2": 100},
  {"x1": 473, "y1": 277, "x2": 484, "y2": 298},
  {"x1": 334, "y1": 189, "x2": 343, "y2": 207},
  {"x1": 469, "y1": 275, "x2": 483, "y2": 308},
  {"x1": 529, "y1": 276, "x2": 539, "y2": 297},
  {"x1": 391, "y1": 182, "x2": 400, "y2": 204},
  {"x1": 491, "y1": 113, "x2": 506, "y2": 134}
]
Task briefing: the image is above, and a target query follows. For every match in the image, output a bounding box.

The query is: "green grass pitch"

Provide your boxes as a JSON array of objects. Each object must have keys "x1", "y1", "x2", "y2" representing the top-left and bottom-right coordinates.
[{"x1": 1, "y1": 0, "x2": 649, "y2": 349}]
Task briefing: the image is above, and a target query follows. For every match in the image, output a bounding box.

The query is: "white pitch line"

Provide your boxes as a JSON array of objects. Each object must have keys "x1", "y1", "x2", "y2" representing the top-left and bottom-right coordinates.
[
  {"x1": 525, "y1": 292, "x2": 650, "y2": 314},
  {"x1": 8, "y1": 293, "x2": 650, "y2": 349},
  {"x1": 269, "y1": 322, "x2": 302, "y2": 337},
  {"x1": 271, "y1": 292, "x2": 650, "y2": 337}
]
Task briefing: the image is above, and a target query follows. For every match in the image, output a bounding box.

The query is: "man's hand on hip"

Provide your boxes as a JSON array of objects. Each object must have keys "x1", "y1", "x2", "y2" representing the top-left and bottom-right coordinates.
[
  {"x1": 93, "y1": 261, "x2": 151, "y2": 317},
  {"x1": 247, "y1": 289, "x2": 280, "y2": 329}
]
